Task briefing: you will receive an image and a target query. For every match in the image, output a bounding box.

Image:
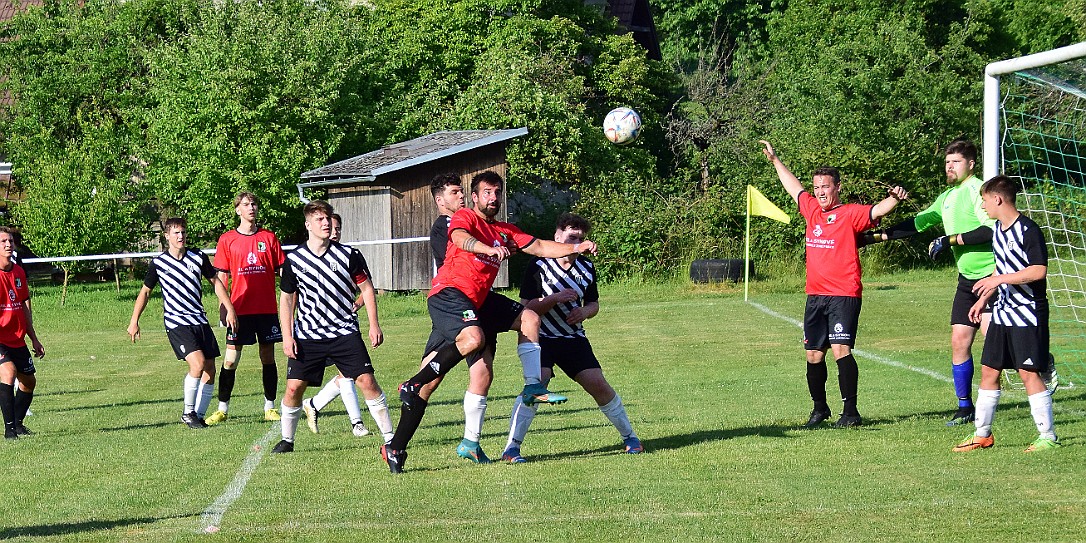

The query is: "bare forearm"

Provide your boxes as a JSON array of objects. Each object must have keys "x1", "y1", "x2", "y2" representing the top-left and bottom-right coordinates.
[
  {"x1": 360, "y1": 282, "x2": 380, "y2": 328},
  {"x1": 278, "y1": 293, "x2": 295, "y2": 341},
  {"x1": 129, "y1": 288, "x2": 151, "y2": 326}
]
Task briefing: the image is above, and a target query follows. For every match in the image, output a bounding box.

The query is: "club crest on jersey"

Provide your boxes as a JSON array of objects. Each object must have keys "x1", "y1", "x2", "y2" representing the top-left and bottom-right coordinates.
[
  {"x1": 813, "y1": 224, "x2": 823, "y2": 237},
  {"x1": 331, "y1": 263, "x2": 338, "y2": 272},
  {"x1": 826, "y1": 214, "x2": 837, "y2": 224},
  {"x1": 257, "y1": 241, "x2": 267, "y2": 252},
  {"x1": 14, "y1": 278, "x2": 21, "y2": 288},
  {"x1": 461, "y1": 310, "x2": 477, "y2": 322},
  {"x1": 7, "y1": 289, "x2": 15, "y2": 302}
]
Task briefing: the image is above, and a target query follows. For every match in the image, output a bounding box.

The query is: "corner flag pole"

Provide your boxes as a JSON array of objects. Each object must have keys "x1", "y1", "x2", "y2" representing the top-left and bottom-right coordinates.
[{"x1": 744, "y1": 188, "x2": 752, "y2": 301}]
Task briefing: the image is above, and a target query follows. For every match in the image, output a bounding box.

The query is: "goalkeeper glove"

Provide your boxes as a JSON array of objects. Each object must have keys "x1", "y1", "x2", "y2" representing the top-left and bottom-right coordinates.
[
  {"x1": 928, "y1": 235, "x2": 949, "y2": 260},
  {"x1": 858, "y1": 231, "x2": 884, "y2": 247}
]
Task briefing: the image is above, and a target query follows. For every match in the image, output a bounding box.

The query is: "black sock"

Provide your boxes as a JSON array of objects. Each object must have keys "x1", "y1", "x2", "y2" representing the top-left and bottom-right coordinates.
[
  {"x1": 806, "y1": 362, "x2": 828, "y2": 410},
  {"x1": 219, "y1": 367, "x2": 237, "y2": 403},
  {"x1": 14, "y1": 389, "x2": 32, "y2": 423},
  {"x1": 261, "y1": 363, "x2": 278, "y2": 403},
  {"x1": 410, "y1": 343, "x2": 464, "y2": 384},
  {"x1": 388, "y1": 398, "x2": 428, "y2": 451},
  {"x1": 837, "y1": 354, "x2": 859, "y2": 416},
  {"x1": 0, "y1": 383, "x2": 15, "y2": 434}
]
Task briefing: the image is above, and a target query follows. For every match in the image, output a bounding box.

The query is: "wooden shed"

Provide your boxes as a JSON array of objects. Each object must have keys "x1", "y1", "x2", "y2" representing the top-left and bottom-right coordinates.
[{"x1": 298, "y1": 128, "x2": 528, "y2": 291}]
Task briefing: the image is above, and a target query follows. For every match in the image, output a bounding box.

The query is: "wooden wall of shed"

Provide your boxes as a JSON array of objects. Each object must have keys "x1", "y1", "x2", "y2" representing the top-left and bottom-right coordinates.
[{"x1": 327, "y1": 186, "x2": 393, "y2": 290}]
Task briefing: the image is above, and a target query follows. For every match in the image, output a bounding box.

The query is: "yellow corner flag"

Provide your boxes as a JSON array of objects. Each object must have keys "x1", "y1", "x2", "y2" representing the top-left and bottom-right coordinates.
[{"x1": 747, "y1": 185, "x2": 790, "y2": 224}]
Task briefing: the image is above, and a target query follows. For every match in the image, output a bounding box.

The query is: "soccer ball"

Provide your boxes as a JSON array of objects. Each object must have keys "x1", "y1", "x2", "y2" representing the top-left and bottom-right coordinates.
[{"x1": 603, "y1": 107, "x2": 642, "y2": 145}]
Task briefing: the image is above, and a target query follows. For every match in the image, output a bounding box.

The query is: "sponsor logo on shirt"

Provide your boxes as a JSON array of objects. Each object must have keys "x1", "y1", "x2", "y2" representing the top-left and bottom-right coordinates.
[
  {"x1": 813, "y1": 224, "x2": 823, "y2": 237},
  {"x1": 7, "y1": 289, "x2": 15, "y2": 302},
  {"x1": 247, "y1": 252, "x2": 259, "y2": 265}
]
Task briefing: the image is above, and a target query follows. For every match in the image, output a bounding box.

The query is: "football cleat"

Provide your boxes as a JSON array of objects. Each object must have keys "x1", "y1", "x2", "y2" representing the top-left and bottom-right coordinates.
[
  {"x1": 13, "y1": 423, "x2": 33, "y2": 436},
  {"x1": 1025, "y1": 436, "x2": 1060, "y2": 453},
  {"x1": 204, "y1": 410, "x2": 228, "y2": 426},
  {"x1": 501, "y1": 447, "x2": 527, "y2": 463},
  {"x1": 946, "y1": 407, "x2": 975, "y2": 427},
  {"x1": 4, "y1": 429, "x2": 17, "y2": 440},
  {"x1": 352, "y1": 421, "x2": 370, "y2": 437},
  {"x1": 381, "y1": 444, "x2": 407, "y2": 473},
  {"x1": 623, "y1": 437, "x2": 644, "y2": 454},
  {"x1": 455, "y1": 439, "x2": 492, "y2": 464},
  {"x1": 398, "y1": 381, "x2": 423, "y2": 411},
  {"x1": 833, "y1": 414, "x2": 862, "y2": 428},
  {"x1": 952, "y1": 433, "x2": 994, "y2": 452},
  {"x1": 302, "y1": 399, "x2": 319, "y2": 434},
  {"x1": 181, "y1": 412, "x2": 207, "y2": 429},
  {"x1": 803, "y1": 408, "x2": 832, "y2": 429},
  {"x1": 264, "y1": 408, "x2": 281, "y2": 421},
  {"x1": 520, "y1": 383, "x2": 567, "y2": 406},
  {"x1": 270, "y1": 439, "x2": 294, "y2": 454}
]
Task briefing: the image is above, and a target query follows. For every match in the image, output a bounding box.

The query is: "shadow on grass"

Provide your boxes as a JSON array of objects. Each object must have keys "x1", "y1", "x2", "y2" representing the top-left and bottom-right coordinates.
[
  {"x1": 0, "y1": 513, "x2": 191, "y2": 539},
  {"x1": 50, "y1": 397, "x2": 180, "y2": 413},
  {"x1": 35, "y1": 388, "x2": 107, "y2": 397}
]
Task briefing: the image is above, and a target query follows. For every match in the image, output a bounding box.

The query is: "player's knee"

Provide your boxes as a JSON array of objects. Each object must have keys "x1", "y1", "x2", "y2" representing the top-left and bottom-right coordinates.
[
  {"x1": 16, "y1": 374, "x2": 35, "y2": 391},
  {"x1": 518, "y1": 308, "x2": 540, "y2": 331},
  {"x1": 458, "y1": 328, "x2": 486, "y2": 354},
  {"x1": 283, "y1": 381, "x2": 306, "y2": 402}
]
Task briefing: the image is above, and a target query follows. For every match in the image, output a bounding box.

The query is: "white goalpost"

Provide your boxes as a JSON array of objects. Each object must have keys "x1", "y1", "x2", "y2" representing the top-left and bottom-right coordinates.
[{"x1": 983, "y1": 41, "x2": 1086, "y2": 389}]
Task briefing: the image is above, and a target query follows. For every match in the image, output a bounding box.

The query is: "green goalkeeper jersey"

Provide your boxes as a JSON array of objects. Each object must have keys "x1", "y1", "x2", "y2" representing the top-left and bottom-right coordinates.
[{"x1": 913, "y1": 175, "x2": 996, "y2": 280}]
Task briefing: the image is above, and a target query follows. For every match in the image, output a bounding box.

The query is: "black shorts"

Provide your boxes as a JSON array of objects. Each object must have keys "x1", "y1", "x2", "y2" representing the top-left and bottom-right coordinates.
[
  {"x1": 803, "y1": 295, "x2": 862, "y2": 350},
  {"x1": 0, "y1": 343, "x2": 35, "y2": 375},
  {"x1": 226, "y1": 313, "x2": 283, "y2": 346},
  {"x1": 981, "y1": 321, "x2": 1051, "y2": 373},
  {"x1": 167, "y1": 324, "x2": 222, "y2": 361},
  {"x1": 951, "y1": 274, "x2": 992, "y2": 327},
  {"x1": 287, "y1": 334, "x2": 373, "y2": 385},
  {"x1": 426, "y1": 288, "x2": 521, "y2": 365},
  {"x1": 541, "y1": 335, "x2": 600, "y2": 379}
]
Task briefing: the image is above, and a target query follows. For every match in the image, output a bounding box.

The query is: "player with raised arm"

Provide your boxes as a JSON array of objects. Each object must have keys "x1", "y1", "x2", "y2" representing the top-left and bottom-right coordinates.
[
  {"x1": 271, "y1": 200, "x2": 393, "y2": 453},
  {"x1": 953, "y1": 175, "x2": 1058, "y2": 453},
  {"x1": 127, "y1": 218, "x2": 238, "y2": 428},
  {"x1": 761, "y1": 141, "x2": 907, "y2": 428},
  {"x1": 0, "y1": 226, "x2": 44, "y2": 439},
  {"x1": 501, "y1": 213, "x2": 642, "y2": 463},
  {"x1": 205, "y1": 192, "x2": 286, "y2": 425},
  {"x1": 381, "y1": 171, "x2": 597, "y2": 473},
  {"x1": 863, "y1": 140, "x2": 996, "y2": 426}
]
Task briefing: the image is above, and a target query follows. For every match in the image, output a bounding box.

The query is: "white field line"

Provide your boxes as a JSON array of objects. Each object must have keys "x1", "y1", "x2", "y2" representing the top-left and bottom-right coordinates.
[
  {"x1": 198, "y1": 424, "x2": 281, "y2": 533},
  {"x1": 747, "y1": 301, "x2": 1086, "y2": 417}
]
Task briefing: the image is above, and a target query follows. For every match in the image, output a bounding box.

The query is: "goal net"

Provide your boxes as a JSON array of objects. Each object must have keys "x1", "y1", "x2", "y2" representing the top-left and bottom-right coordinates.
[{"x1": 985, "y1": 42, "x2": 1086, "y2": 389}]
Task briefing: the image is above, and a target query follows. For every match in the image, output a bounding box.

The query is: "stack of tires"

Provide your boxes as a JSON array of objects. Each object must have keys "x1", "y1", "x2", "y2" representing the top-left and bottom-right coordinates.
[{"x1": 689, "y1": 259, "x2": 750, "y2": 283}]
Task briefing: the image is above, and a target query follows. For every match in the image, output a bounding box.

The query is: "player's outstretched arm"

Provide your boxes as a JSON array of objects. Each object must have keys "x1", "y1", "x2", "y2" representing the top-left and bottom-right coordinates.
[
  {"x1": 759, "y1": 140, "x2": 804, "y2": 203},
  {"x1": 210, "y1": 276, "x2": 238, "y2": 333},
  {"x1": 871, "y1": 186, "x2": 908, "y2": 221},
  {"x1": 523, "y1": 239, "x2": 598, "y2": 259},
  {"x1": 279, "y1": 291, "x2": 298, "y2": 358},
  {"x1": 357, "y1": 279, "x2": 383, "y2": 348},
  {"x1": 450, "y1": 228, "x2": 511, "y2": 261},
  {"x1": 127, "y1": 285, "x2": 152, "y2": 343}
]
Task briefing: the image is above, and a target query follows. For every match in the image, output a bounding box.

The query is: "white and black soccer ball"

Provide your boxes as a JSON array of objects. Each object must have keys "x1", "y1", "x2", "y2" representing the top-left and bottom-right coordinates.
[{"x1": 602, "y1": 107, "x2": 642, "y2": 145}]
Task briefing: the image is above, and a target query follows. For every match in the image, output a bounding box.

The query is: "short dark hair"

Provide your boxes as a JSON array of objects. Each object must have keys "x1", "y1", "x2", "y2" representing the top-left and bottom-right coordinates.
[
  {"x1": 812, "y1": 166, "x2": 840, "y2": 185},
  {"x1": 303, "y1": 200, "x2": 334, "y2": 219},
  {"x1": 945, "y1": 139, "x2": 978, "y2": 162},
  {"x1": 556, "y1": 212, "x2": 590, "y2": 234},
  {"x1": 471, "y1": 171, "x2": 504, "y2": 193},
  {"x1": 0, "y1": 226, "x2": 17, "y2": 238},
  {"x1": 430, "y1": 173, "x2": 462, "y2": 197},
  {"x1": 980, "y1": 175, "x2": 1018, "y2": 204},
  {"x1": 331, "y1": 213, "x2": 342, "y2": 224},
  {"x1": 164, "y1": 217, "x2": 186, "y2": 232},
  {"x1": 234, "y1": 191, "x2": 259, "y2": 208}
]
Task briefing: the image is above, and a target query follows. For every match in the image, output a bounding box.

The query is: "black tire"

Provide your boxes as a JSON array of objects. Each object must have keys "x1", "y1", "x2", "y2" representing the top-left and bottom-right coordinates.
[{"x1": 689, "y1": 259, "x2": 751, "y2": 283}]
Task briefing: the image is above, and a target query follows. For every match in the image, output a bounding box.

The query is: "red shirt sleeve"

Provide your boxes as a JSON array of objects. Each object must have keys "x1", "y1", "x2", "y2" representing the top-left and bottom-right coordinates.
[{"x1": 212, "y1": 233, "x2": 230, "y2": 272}]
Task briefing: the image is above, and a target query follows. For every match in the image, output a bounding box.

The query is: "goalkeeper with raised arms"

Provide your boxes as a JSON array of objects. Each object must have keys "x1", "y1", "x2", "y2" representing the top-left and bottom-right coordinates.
[{"x1": 863, "y1": 139, "x2": 994, "y2": 426}]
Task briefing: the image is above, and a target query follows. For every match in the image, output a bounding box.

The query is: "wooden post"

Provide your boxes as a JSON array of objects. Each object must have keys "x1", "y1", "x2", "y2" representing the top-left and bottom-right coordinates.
[
  {"x1": 61, "y1": 266, "x2": 69, "y2": 306},
  {"x1": 113, "y1": 258, "x2": 120, "y2": 292}
]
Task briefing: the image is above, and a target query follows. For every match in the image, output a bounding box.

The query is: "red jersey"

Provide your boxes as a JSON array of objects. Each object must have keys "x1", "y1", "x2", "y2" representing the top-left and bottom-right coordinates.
[
  {"x1": 213, "y1": 228, "x2": 285, "y2": 315},
  {"x1": 0, "y1": 264, "x2": 31, "y2": 348},
  {"x1": 429, "y1": 208, "x2": 536, "y2": 308},
  {"x1": 798, "y1": 191, "x2": 877, "y2": 298}
]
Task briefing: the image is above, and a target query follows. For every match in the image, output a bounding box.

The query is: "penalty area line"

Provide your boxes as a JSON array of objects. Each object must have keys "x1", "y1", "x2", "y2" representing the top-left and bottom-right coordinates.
[{"x1": 198, "y1": 424, "x2": 281, "y2": 534}]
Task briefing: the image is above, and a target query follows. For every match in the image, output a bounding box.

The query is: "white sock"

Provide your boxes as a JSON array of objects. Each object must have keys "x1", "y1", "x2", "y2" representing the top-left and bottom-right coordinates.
[
  {"x1": 313, "y1": 378, "x2": 342, "y2": 412},
  {"x1": 281, "y1": 404, "x2": 301, "y2": 442},
  {"x1": 1028, "y1": 389, "x2": 1056, "y2": 441},
  {"x1": 517, "y1": 342, "x2": 542, "y2": 386},
  {"x1": 366, "y1": 393, "x2": 395, "y2": 443},
  {"x1": 974, "y1": 388, "x2": 1001, "y2": 438},
  {"x1": 196, "y1": 382, "x2": 214, "y2": 418},
  {"x1": 600, "y1": 395, "x2": 636, "y2": 440},
  {"x1": 217, "y1": 401, "x2": 229, "y2": 414},
  {"x1": 463, "y1": 392, "x2": 488, "y2": 442},
  {"x1": 264, "y1": 399, "x2": 275, "y2": 411},
  {"x1": 505, "y1": 395, "x2": 538, "y2": 449},
  {"x1": 339, "y1": 378, "x2": 363, "y2": 424},
  {"x1": 183, "y1": 375, "x2": 199, "y2": 413}
]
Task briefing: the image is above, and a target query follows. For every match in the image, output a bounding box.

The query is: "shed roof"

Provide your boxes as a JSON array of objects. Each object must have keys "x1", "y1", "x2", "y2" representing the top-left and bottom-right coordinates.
[
  {"x1": 0, "y1": 0, "x2": 42, "y2": 22},
  {"x1": 299, "y1": 128, "x2": 528, "y2": 188}
]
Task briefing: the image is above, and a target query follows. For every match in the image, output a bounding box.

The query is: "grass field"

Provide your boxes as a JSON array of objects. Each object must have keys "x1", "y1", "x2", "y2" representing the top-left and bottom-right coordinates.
[{"x1": 4, "y1": 268, "x2": 1085, "y2": 542}]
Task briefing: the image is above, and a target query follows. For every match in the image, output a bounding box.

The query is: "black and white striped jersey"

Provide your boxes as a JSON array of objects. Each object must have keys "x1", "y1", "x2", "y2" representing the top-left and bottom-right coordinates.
[
  {"x1": 992, "y1": 214, "x2": 1048, "y2": 327},
  {"x1": 519, "y1": 256, "x2": 599, "y2": 339},
  {"x1": 280, "y1": 242, "x2": 371, "y2": 340},
  {"x1": 143, "y1": 249, "x2": 217, "y2": 330}
]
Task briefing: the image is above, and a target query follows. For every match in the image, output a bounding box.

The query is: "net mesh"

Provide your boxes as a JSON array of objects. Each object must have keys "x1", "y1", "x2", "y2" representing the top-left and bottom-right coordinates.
[{"x1": 1001, "y1": 55, "x2": 1086, "y2": 388}]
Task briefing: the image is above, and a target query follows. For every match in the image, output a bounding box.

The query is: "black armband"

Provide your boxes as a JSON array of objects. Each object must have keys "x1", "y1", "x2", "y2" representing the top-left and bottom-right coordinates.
[
  {"x1": 882, "y1": 218, "x2": 919, "y2": 240},
  {"x1": 957, "y1": 226, "x2": 993, "y2": 245}
]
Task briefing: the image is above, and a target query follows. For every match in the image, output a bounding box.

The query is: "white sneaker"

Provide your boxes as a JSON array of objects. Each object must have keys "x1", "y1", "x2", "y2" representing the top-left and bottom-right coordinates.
[
  {"x1": 352, "y1": 421, "x2": 370, "y2": 437},
  {"x1": 302, "y1": 399, "x2": 319, "y2": 434}
]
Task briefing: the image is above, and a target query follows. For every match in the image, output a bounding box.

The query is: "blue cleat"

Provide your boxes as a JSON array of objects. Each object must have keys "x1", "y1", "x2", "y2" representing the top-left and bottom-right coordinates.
[
  {"x1": 501, "y1": 446, "x2": 527, "y2": 463},
  {"x1": 521, "y1": 383, "x2": 567, "y2": 406},
  {"x1": 456, "y1": 439, "x2": 492, "y2": 464},
  {"x1": 623, "y1": 437, "x2": 644, "y2": 454}
]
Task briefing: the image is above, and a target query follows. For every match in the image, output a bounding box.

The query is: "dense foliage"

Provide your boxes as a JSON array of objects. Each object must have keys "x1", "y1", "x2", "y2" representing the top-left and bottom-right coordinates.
[{"x1": 1, "y1": 0, "x2": 1083, "y2": 278}]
